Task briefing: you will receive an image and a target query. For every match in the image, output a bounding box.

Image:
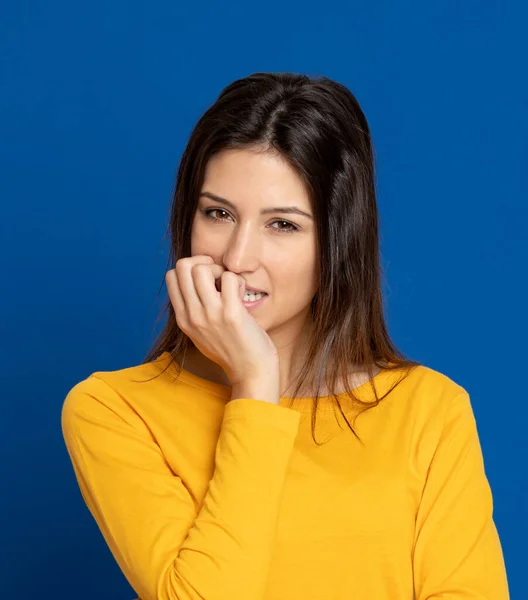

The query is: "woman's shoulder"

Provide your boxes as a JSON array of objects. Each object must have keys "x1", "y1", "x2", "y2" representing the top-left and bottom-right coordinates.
[
  {"x1": 61, "y1": 352, "x2": 226, "y2": 435},
  {"x1": 64, "y1": 353, "x2": 172, "y2": 402},
  {"x1": 61, "y1": 355, "x2": 167, "y2": 428},
  {"x1": 393, "y1": 361, "x2": 467, "y2": 395},
  {"x1": 380, "y1": 361, "x2": 472, "y2": 425}
]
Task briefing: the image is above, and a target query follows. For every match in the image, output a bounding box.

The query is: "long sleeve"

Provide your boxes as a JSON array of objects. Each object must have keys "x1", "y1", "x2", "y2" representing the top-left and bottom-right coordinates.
[
  {"x1": 412, "y1": 392, "x2": 509, "y2": 599},
  {"x1": 61, "y1": 375, "x2": 301, "y2": 600}
]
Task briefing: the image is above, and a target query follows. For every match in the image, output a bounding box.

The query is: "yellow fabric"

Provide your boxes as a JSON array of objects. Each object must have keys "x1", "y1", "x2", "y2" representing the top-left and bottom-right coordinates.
[{"x1": 61, "y1": 352, "x2": 509, "y2": 600}]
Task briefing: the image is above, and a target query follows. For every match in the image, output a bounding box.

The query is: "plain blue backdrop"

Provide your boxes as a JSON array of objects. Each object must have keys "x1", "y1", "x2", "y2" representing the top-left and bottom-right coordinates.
[{"x1": 1, "y1": 1, "x2": 526, "y2": 598}]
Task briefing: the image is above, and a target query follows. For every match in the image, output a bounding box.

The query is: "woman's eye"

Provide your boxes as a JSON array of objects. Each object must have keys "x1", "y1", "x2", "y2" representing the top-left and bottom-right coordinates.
[
  {"x1": 271, "y1": 220, "x2": 298, "y2": 233},
  {"x1": 207, "y1": 209, "x2": 229, "y2": 220},
  {"x1": 202, "y1": 209, "x2": 299, "y2": 234}
]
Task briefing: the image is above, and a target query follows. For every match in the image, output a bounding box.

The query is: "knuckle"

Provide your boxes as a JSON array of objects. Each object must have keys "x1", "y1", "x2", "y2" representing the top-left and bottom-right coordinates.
[
  {"x1": 205, "y1": 308, "x2": 221, "y2": 325},
  {"x1": 186, "y1": 314, "x2": 200, "y2": 328},
  {"x1": 175, "y1": 260, "x2": 185, "y2": 275},
  {"x1": 223, "y1": 308, "x2": 239, "y2": 325},
  {"x1": 175, "y1": 315, "x2": 188, "y2": 332}
]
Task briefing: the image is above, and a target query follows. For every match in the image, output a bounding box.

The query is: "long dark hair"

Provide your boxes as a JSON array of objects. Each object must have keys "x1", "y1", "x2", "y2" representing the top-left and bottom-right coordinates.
[{"x1": 141, "y1": 72, "x2": 421, "y2": 444}]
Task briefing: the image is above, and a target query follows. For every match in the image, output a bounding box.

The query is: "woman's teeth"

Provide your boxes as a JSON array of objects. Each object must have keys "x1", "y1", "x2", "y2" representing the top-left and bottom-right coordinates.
[{"x1": 243, "y1": 291, "x2": 266, "y2": 302}]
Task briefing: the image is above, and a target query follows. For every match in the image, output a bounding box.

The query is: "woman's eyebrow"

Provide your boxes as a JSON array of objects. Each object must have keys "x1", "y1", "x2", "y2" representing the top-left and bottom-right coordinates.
[{"x1": 199, "y1": 191, "x2": 313, "y2": 220}]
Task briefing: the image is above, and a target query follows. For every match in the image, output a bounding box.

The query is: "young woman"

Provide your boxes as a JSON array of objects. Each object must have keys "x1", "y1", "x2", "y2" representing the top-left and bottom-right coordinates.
[{"x1": 62, "y1": 72, "x2": 509, "y2": 600}]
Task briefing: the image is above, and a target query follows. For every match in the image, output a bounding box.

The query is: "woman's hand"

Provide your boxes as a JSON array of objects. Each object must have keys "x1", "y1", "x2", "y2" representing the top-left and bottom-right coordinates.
[{"x1": 166, "y1": 255, "x2": 279, "y2": 387}]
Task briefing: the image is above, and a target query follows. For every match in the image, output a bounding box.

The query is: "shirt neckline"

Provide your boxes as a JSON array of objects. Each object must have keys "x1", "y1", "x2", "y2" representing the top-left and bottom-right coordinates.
[{"x1": 157, "y1": 351, "x2": 399, "y2": 411}]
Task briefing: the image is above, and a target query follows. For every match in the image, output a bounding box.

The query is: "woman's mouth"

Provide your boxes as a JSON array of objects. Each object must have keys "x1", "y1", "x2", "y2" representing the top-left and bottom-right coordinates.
[{"x1": 242, "y1": 291, "x2": 268, "y2": 309}]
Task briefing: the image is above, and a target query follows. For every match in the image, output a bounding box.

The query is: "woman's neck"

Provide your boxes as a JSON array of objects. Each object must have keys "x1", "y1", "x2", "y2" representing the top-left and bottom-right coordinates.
[{"x1": 178, "y1": 345, "x2": 384, "y2": 397}]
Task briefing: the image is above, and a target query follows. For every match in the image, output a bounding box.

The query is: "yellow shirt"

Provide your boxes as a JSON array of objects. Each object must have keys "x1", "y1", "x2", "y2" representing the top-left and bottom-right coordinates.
[{"x1": 61, "y1": 351, "x2": 509, "y2": 600}]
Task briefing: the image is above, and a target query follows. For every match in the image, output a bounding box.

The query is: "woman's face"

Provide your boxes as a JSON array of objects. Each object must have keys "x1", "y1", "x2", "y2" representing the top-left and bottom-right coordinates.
[{"x1": 191, "y1": 147, "x2": 318, "y2": 339}]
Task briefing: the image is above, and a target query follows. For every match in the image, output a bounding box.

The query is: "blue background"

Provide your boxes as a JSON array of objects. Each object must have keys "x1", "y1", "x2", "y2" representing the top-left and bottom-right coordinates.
[{"x1": 1, "y1": 1, "x2": 526, "y2": 598}]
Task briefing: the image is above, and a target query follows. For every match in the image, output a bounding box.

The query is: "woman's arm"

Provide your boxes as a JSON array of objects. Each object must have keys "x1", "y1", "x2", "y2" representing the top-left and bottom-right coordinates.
[
  {"x1": 61, "y1": 375, "x2": 300, "y2": 600},
  {"x1": 412, "y1": 391, "x2": 509, "y2": 599}
]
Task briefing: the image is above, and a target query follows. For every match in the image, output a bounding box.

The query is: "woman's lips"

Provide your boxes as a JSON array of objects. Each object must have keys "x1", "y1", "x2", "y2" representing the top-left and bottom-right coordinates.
[{"x1": 242, "y1": 293, "x2": 268, "y2": 309}]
